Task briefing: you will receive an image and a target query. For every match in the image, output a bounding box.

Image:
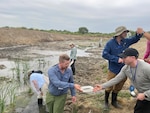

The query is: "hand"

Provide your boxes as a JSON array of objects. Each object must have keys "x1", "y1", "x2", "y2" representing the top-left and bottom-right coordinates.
[
  {"x1": 72, "y1": 96, "x2": 76, "y2": 103},
  {"x1": 136, "y1": 28, "x2": 144, "y2": 34},
  {"x1": 144, "y1": 58, "x2": 150, "y2": 63},
  {"x1": 93, "y1": 84, "x2": 102, "y2": 92},
  {"x1": 74, "y1": 84, "x2": 82, "y2": 92},
  {"x1": 136, "y1": 93, "x2": 145, "y2": 100}
]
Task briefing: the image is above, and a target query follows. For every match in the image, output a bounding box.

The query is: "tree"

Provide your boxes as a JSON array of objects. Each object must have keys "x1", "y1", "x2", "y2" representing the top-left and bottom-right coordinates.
[{"x1": 78, "y1": 27, "x2": 88, "y2": 34}]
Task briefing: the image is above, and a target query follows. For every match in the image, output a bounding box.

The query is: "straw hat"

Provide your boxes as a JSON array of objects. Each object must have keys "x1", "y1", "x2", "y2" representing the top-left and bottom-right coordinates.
[{"x1": 114, "y1": 26, "x2": 129, "y2": 37}]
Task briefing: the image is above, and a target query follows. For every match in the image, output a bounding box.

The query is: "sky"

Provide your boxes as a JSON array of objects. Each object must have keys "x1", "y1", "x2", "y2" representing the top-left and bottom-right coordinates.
[{"x1": 0, "y1": 0, "x2": 150, "y2": 33}]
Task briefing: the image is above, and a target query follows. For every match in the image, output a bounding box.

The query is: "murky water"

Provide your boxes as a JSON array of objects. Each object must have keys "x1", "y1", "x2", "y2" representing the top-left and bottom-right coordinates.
[{"x1": 0, "y1": 48, "x2": 91, "y2": 113}]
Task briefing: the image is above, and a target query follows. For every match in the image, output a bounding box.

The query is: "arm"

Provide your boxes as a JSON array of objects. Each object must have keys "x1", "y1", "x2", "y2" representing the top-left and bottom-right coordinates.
[
  {"x1": 32, "y1": 80, "x2": 41, "y2": 94},
  {"x1": 69, "y1": 74, "x2": 76, "y2": 96},
  {"x1": 125, "y1": 33, "x2": 143, "y2": 46},
  {"x1": 142, "y1": 66, "x2": 150, "y2": 99},
  {"x1": 143, "y1": 32, "x2": 150, "y2": 40},
  {"x1": 136, "y1": 28, "x2": 150, "y2": 40},
  {"x1": 48, "y1": 69, "x2": 74, "y2": 89},
  {"x1": 101, "y1": 71, "x2": 126, "y2": 89},
  {"x1": 144, "y1": 41, "x2": 150, "y2": 59},
  {"x1": 94, "y1": 66, "x2": 127, "y2": 91},
  {"x1": 102, "y1": 42, "x2": 119, "y2": 63}
]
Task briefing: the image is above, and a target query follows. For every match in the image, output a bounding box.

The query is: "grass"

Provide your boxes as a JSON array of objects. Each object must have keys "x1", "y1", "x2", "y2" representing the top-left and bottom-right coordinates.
[{"x1": 0, "y1": 82, "x2": 18, "y2": 113}]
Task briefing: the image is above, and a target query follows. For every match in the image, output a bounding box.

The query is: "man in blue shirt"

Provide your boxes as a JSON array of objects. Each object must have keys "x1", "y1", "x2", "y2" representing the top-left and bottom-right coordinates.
[
  {"x1": 102, "y1": 26, "x2": 144, "y2": 110},
  {"x1": 46, "y1": 54, "x2": 81, "y2": 113}
]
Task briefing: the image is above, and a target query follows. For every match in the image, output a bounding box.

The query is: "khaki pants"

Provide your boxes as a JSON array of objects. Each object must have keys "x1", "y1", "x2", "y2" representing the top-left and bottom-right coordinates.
[
  {"x1": 46, "y1": 92, "x2": 67, "y2": 113},
  {"x1": 105, "y1": 70, "x2": 127, "y2": 93}
]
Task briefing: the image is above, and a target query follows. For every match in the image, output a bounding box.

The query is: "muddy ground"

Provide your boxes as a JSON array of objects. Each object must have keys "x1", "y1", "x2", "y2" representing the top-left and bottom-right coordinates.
[{"x1": 0, "y1": 28, "x2": 148, "y2": 113}]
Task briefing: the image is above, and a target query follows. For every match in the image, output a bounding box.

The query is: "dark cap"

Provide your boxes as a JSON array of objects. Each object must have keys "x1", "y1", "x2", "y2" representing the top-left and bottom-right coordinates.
[{"x1": 119, "y1": 48, "x2": 139, "y2": 58}]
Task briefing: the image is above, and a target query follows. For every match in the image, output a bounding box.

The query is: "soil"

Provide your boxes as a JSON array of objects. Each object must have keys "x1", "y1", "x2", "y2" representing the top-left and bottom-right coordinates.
[{"x1": 0, "y1": 28, "x2": 147, "y2": 113}]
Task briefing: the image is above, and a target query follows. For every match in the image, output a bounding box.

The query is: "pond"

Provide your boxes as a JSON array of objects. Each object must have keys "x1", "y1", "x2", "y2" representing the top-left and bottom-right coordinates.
[{"x1": 0, "y1": 48, "x2": 91, "y2": 113}]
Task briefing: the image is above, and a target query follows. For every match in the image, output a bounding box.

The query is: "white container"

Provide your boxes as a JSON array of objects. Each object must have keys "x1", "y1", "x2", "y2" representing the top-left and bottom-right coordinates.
[{"x1": 81, "y1": 86, "x2": 94, "y2": 93}]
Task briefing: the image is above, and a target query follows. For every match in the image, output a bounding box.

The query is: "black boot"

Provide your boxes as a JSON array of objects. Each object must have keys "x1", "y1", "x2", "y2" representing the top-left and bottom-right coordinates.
[
  {"x1": 111, "y1": 92, "x2": 122, "y2": 109},
  {"x1": 104, "y1": 91, "x2": 110, "y2": 110}
]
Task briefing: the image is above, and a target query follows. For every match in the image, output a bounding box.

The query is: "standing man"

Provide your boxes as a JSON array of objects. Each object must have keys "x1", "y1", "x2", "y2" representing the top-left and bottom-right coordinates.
[
  {"x1": 102, "y1": 26, "x2": 144, "y2": 109},
  {"x1": 94, "y1": 48, "x2": 150, "y2": 113},
  {"x1": 69, "y1": 43, "x2": 77, "y2": 75},
  {"x1": 46, "y1": 54, "x2": 81, "y2": 113}
]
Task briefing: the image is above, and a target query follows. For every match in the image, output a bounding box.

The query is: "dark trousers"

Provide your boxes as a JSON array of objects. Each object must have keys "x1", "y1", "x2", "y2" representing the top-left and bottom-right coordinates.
[
  {"x1": 134, "y1": 100, "x2": 150, "y2": 113},
  {"x1": 71, "y1": 59, "x2": 76, "y2": 75}
]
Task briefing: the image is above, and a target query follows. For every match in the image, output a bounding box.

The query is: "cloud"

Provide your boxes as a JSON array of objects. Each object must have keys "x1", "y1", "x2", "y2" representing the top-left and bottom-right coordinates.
[{"x1": 0, "y1": 0, "x2": 150, "y2": 32}]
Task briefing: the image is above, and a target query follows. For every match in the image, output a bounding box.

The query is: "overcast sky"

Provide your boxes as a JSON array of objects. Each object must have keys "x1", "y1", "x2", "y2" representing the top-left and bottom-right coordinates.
[{"x1": 0, "y1": 0, "x2": 150, "y2": 33}]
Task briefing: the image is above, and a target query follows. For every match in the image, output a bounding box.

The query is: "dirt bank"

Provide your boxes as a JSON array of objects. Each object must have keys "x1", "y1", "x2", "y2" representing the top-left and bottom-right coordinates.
[{"x1": 0, "y1": 28, "x2": 147, "y2": 113}]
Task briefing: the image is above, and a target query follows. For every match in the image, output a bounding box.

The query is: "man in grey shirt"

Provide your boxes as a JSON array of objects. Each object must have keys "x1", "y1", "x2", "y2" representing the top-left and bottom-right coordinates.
[{"x1": 94, "y1": 48, "x2": 150, "y2": 113}]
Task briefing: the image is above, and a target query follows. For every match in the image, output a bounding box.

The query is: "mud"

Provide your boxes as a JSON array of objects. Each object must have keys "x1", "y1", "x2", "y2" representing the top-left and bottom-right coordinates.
[{"x1": 0, "y1": 39, "x2": 137, "y2": 113}]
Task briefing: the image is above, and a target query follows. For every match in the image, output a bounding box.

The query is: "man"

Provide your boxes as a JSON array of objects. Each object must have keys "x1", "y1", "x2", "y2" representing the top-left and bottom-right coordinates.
[
  {"x1": 94, "y1": 48, "x2": 150, "y2": 113},
  {"x1": 102, "y1": 26, "x2": 144, "y2": 109},
  {"x1": 69, "y1": 43, "x2": 77, "y2": 75},
  {"x1": 46, "y1": 54, "x2": 81, "y2": 113},
  {"x1": 28, "y1": 70, "x2": 49, "y2": 105}
]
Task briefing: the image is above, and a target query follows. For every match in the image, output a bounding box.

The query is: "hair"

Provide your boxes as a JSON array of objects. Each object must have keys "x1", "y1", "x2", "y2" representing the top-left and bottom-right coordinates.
[
  {"x1": 59, "y1": 54, "x2": 70, "y2": 63},
  {"x1": 28, "y1": 70, "x2": 34, "y2": 78},
  {"x1": 28, "y1": 70, "x2": 43, "y2": 79}
]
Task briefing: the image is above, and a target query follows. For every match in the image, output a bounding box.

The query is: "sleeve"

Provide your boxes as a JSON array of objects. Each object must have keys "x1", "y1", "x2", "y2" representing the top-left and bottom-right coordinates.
[
  {"x1": 144, "y1": 41, "x2": 150, "y2": 59},
  {"x1": 143, "y1": 65, "x2": 150, "y2": 98},
  {"x1": 48, "y1": 69, "x2": 74, "y2": 89},
  {"x1": 69, "y1": 74, "x2": 76, "y2": 96},
  {"x1": 101, "y1": 66, "x2": 127, "y2": 89},
  {"x1": 125, "y1": 33, "x2": 143, "y2": 46},
  {"x1": 102, "y1": 42, "x2": 119, "y2": 63}
]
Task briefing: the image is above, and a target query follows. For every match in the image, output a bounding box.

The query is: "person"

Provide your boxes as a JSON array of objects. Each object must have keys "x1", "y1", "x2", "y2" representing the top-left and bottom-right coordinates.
[
  {"x1": 143, "y1": 40, "x2": 150, "y2": 64},
  {"x1": 28, "y1": 70, "x2": 49, "y2": 105},
  {"x1": 142, "y1": 31, "x2": 150, "y2": 40},
  {"x1": 94, "y1": 48, "x2": 150, "y2": 113},
  {"x1": 102, "y1": 26, "x2": 144, "y2": 109},
  {"x1": 69, "y1": 43, "x2": 77, "y2": 75},
  {"x1": 46, "y1": 54, "x2": 82, "y2": 113}
]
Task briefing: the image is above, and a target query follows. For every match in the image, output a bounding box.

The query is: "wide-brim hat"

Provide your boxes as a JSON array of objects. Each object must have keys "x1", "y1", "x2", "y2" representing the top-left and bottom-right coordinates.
[{"x1": 114, "y1": 26, "x2": 129, "y2": 37}]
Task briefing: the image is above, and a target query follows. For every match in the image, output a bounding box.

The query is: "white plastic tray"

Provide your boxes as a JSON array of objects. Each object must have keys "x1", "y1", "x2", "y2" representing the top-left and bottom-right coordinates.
[{"x1": 81, "y1": 86, "x2": 94, "y2": 93}]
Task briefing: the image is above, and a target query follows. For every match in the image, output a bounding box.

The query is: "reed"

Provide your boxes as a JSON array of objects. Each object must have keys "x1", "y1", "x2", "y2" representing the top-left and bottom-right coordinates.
[{"x1": 0, "y1": 82, "x2": 17, "y2": 113}]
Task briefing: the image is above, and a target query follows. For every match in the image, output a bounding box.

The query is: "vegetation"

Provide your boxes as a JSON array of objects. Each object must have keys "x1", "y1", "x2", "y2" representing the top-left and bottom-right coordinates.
[
  {"x1": 1, "y1": 26, "x2": 114, "y2": 38},
  {"x1": 78, "y1": 27, "x2": 88, "y2": 34},
  {"x1": 0, "y1": 82, "x2": 18, "y2": 113},
  {"x1": 1, "y1": 26, "x2": 146, "y2": 39}
]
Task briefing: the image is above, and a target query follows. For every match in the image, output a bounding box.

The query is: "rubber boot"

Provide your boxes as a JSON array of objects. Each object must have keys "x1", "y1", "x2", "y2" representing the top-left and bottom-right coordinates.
[
  {"x1": 111, "y1": 92, "x2": 122, "y2": 109},
  {"x1": 104, "y1": 91, "x2": 110, "y2": 110}
]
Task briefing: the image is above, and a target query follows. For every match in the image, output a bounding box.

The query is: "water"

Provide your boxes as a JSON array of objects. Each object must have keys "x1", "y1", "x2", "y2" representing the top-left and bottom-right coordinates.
[
  {"x1": 0, "y1": 48, "x2": 91, "y2": 112},
  {"x1": 0, "y1": 48, "x2": 91, "y2": 77}
]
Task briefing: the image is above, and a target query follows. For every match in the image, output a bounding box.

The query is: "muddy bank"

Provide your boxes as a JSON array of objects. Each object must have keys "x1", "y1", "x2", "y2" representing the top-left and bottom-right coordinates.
[{"x1": 0, "y1": 39, "x2": 135, "y2": 113}]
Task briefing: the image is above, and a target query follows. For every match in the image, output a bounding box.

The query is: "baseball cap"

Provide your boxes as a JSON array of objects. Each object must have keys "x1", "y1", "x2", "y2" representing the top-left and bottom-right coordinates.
[{"x1": 118, "y1": 48, "x2": 139, "y2": 58}]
